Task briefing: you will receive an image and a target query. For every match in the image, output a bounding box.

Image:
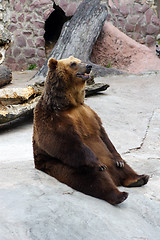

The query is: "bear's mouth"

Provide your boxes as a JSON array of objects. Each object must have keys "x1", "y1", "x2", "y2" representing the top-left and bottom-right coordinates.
[{"x1": 76, "y1": 73, "x2": 90, "y2": 81}]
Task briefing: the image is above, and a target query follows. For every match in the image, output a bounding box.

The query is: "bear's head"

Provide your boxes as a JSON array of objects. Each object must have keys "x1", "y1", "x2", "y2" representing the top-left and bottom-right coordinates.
[{"x1": 43, "y1": 56, "x2": 92, "y2": 110}]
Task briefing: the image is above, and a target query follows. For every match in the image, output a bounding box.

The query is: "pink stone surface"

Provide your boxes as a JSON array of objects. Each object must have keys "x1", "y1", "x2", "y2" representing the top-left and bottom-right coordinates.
[
  {"x1": 59, "y1": 0, "x2": 68, "y2": 11},
  {"x1": 5, "y1": 0, "x2": 160, "y2": 71},
  {"x1": 37, "y1": 49, "x2": 46, "y2": 57},
  {"x1": 120, "y1": 5, "x2": 129, "y2": 17},
  {"x1": 91, "y1": 22, "x2": 160, "y2": 74},
  {"x1": 23, "y1": 31, "x2": 32, "y2": 37},
  {"x1": 33, "y1": 13, "x2": 38, "y2": 20},
  {"x1": 20, "y1": 0, "x2": 26, "y2": 3},
  {"x1": 134, "y1": 3, "x2": 142, "y2": 13},
  {"x1": 114, "y1": 0, "x2": 119, "y2": 9},
  {"x1": 66, "y1": 2, "x2": 78, "y2": 16},
  {"x1": 6, "y1": 57, "x2": 15, "y2": 64},
  {"x1": 24, "y1": 8, "x2": 29, "y2": 13},
  {"x1": 26, "y1": 14, "x2": 32, "y2": 22},
  {"x1": 17, "y1": 56, "x2": 26, "y2": 65},
  {"x1": 23, "y1": 48, "x2": 35, "y2": 58},
  {"x1": 30, "y1": 1, "x2": 40, "y2": 10},
  {"x1": 14, "y1": 3, "x2": 22, "y2": 12},
  {"x1": 17, "y1": 22, "x2": 23, "y2": 28},
  {"x1": 111, "y1": 7, "x2": 120, "y2": 16},
  {"x1": 135, "y1": 22, "x2": 142, "y2": 33},
  {"x1": 27, "y1": 39, "x2": 35, "y2": 47},
  {"x1": 145, "y1": 8, "x2": 153, "y2": 24},
  {"x1": 44, "y1": 9, "x2": 54, "y2": 21},
  {"x1": 133, "y1": 32, "x2": 141, "y2": 41},
  {"x1": 13, "y1": 48, "x2": 21, "y2": 57},
  {"x1": 39, "y1": 0, "x2": 52, "y2": 5},
  {"x1": 39, "y1": 29, "x2": 45, "y2": 36},
  {"x1": 152, "y1": 15, "x2": 160, "y2": 26},
  {"x1": 8, "y1": 24, "x2": 17, "y2": 32},
  {"x1": 11, "y1": 13, "x2": 17, "y2": 23},
  {"x1": 16, "y1": 35, "x2": 26, "y2": 47},
  {"x1": 147, "y1": 24, "x2": 159, "y2": 35},
  {"x1": 128, "y1": 15, "x2": 140, "y2": 25},
  {"x1": 141, "y1": 3, "x2": 150, "y2": 13},
  {"x1": 120, "y1": 0, "x2": 132, "y2": 4},
  {"x1": 11, "y1": 64, "x2": 19, "y2": 71},
  {"x1": 146, "y1": 35, "x2": 155, "y2": 46},
  {"x1": 18, "y1": 14, "x2": 24, "y2": 22},
  {"x1": 117, "y1": 17, "x2": 126, "y2": 28},
  {"x1": 33, "y1": 29, "x2": 39, "y2": 37},
  {"x1": 37, "y1": 58, "x2": 46, "y2": 68},
  {"x1": 125, "y1": 23, "x2": 135, "y2": 32},
  {"x1": 32, "y1": 21, "x2": 44, "y2": 29},
  {"x1": 34, "y1": 9, "x2": 43, "y2": 17},
  {"x1": 35, "y1": 37, "x2": 45, "y2": 48}
]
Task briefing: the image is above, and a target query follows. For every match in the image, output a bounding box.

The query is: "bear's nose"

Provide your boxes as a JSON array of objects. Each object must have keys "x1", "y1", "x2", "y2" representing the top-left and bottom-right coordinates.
[{"x1": 86, "y1": 64, "x2": 92, "y2": 70}]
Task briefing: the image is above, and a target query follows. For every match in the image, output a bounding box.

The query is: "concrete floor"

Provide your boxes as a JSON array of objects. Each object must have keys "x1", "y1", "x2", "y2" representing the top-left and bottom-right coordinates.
[{"x1": 0, "y1": 72, "x2": 160, "y2": 240}]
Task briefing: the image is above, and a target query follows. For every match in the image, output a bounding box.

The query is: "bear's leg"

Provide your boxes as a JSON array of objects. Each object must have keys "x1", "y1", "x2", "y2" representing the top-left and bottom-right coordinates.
[
  {"x1": 122, "y1": 164, "x2": 149, "y2": 187},
  {"x1": 35, "y1": 156, "x2": 128, "y2": 205},
  {"x1": 107, "y1": 162, "x2": 149, "y2": 188}
]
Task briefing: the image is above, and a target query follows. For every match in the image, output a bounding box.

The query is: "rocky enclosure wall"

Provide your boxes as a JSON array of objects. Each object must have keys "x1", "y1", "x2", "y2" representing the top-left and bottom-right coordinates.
[
  {"x1": 0, "y1": 0, "x2": 159, "y2": 71},
  {"x1": 4, "y1": 0, "x2": 54, "y2": 71},
  {"x1": 107, "y1": 0, "x2": 160, "y2": 46}
]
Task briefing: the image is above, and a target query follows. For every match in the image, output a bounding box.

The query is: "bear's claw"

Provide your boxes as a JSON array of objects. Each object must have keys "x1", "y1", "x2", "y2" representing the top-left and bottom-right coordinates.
[
  {"x1": 99, "y1": 165, "x2": 107, "y2": 171},
  {"x1": 116, "y1": 160, "x2": 125, "y2": 168}
]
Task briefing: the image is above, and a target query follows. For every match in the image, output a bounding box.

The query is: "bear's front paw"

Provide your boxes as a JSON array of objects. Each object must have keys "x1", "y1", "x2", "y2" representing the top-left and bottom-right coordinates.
[
  {"x1": 99, "y1": 164, "x2": 107, "y2": 171},
  {"x1": 116, "y1": 159, "x2": 125, "y2": 168}
]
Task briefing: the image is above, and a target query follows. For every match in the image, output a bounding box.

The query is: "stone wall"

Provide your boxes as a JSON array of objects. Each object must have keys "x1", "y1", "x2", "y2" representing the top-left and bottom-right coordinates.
[
  {"x1": 0, "y1": 0, "x2": 11, "y2": 29},
  {"x1": 4, "y1": 0, "x2": 54, "y2": 71},
  {"x1": 54, "y1": 0, "x2": 81, "y2": 16},
  {"x1": 1, "y1": 0, "x2": 160, "y2": 71},
  {"x1": 107, "y1": 0, "x2": 160, "y2": 46}
]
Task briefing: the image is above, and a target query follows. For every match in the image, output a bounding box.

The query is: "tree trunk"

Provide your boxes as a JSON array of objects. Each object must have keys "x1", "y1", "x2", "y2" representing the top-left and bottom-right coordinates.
[{"x1": 30, "y1": 0, "x2": 123, "y2": 87}]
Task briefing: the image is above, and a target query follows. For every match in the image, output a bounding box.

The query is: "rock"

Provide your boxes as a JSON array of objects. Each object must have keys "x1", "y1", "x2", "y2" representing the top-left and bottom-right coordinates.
[
  {"x1": 0, "y1": 65, "x2": 12, "y2": 88},
  {"x1": 15, "y1": 35, "x2": 26, "y2": 48},
  {"x1": 91, "y1": 22, "x2": 160, "y2": 74}
]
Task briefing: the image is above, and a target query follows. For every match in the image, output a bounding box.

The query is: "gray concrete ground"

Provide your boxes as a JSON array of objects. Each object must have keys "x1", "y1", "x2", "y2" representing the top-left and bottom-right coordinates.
[{"x1": 0, "y1": 71, "x2": 160, "y2": 240}]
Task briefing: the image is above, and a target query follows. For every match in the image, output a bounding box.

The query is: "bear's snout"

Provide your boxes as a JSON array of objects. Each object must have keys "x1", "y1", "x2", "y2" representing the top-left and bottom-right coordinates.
[{"x1": 86, "y1": 64, "x2": 92, "y2": 74}]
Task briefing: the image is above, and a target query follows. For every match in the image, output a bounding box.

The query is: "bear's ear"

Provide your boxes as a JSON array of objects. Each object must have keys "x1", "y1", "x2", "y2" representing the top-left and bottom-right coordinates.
[{"x1": 48, "y1": 58, "x2": 57, "y2": 70}]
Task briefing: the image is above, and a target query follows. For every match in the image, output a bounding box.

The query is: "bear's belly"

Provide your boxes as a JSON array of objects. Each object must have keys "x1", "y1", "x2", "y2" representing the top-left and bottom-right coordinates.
[
  {"x1": 66, "y1": 105, "x2": 113, "y2": 165},
  {"x1": 84, "y1": 136, "x2": 113, "y2": 166}
]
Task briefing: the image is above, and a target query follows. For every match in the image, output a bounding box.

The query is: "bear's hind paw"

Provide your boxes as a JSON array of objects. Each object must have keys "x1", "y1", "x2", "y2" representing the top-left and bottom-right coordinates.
[{"x1": 126, "y1": 174, "x2": 149, "y2": 187}]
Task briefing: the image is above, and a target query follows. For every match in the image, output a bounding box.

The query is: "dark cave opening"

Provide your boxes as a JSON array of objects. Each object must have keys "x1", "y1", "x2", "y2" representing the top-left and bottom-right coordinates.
[{"x1": 44, "y1": 3, "x2": 72, "y2": 57}]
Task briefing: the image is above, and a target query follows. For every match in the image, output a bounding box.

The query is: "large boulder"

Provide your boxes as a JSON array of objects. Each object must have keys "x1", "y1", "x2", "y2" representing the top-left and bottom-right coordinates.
[
  {"x1": 0, "y1": 65, "x2": 12, "y2": 88},
  {"x1": 91, "y1": 22, "x2": 160, "y2": 74}
]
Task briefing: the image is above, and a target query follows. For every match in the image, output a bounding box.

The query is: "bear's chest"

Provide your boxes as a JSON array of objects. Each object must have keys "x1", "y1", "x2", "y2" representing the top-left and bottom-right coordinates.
[{"x1": 66, "y1": 105, "x2": 100, "y2": 138}]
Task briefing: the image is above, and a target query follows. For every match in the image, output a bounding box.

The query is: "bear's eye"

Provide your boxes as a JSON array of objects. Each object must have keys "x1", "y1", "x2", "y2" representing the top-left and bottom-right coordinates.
[{"x1": 70, "y1": 62, "x2": 77, "y2": 68}]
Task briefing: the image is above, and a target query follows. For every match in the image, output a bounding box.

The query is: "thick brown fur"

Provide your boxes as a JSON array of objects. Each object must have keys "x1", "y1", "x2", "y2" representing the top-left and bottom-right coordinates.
[{"x1": 33, "y1": 56, "x2": 149, "y2": 205}]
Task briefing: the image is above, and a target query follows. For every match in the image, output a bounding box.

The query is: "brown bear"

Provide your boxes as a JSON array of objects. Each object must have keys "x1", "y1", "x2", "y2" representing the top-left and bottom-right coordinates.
[{"x1": 33, "y1": 56, "x2": 149, "y2": 205}]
